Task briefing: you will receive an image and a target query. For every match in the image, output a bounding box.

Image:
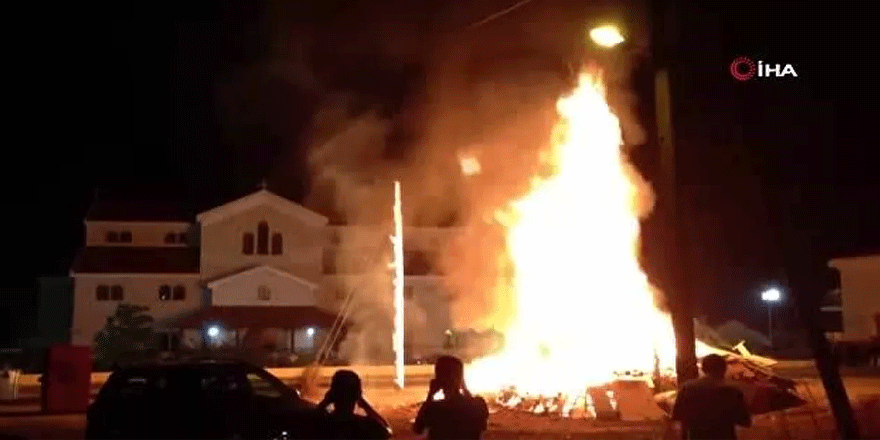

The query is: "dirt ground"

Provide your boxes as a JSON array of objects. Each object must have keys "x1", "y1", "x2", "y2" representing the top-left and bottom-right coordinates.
[{"x1": 1, "y1": 376, "x2": 879, "y2": 439}]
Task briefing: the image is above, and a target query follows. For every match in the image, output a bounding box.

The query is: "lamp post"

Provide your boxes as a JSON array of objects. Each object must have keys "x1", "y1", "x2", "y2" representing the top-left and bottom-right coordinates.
[
  {"x1": 589, "y1": 15, "x2": 699, "y2": 385},
  {"x1": 761, "y1": 287, "x2": 782, "y2": 348}
]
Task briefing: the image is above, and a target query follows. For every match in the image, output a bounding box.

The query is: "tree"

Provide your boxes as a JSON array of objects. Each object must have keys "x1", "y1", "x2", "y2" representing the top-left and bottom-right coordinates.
[{"x1": 93, "y1": 304, "x2": 155, "y2": 370}]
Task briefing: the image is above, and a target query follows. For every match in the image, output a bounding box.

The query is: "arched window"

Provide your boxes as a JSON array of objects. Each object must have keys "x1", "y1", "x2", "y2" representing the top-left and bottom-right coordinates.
[
  {"x1": 243, "y1": 233, "x2": 255, "y2": 255},
  {"x1": 106, "y1": 231, "x2": 119, "y2": 243},
  {"x1": 271, "y1": 233, "x2": 283, "y2": 255},
  {"x1": 165, "y1": 232, "x2": 177, "y2": 244},
  {"x1": 96, "y1": 285, "x2": 110, "y2": 301},
  {"x1": 257, "y1": 222, "x2": 269, "y2": 255},
  {"x1": 177, "y1": 233, "x2": 188, "y2": 244},
  {"x1": 110, "y1": 285, "x2": 124, "y2": 301},
  {"x1": 119, "y1": 231, "x2": 132, "y2": 243},
  {"x1": 172, "y1": 285, "x2": 186, "y2": 300},
  {"x1": 158, "y1": 285, "x2": 171, "y2": 301}
]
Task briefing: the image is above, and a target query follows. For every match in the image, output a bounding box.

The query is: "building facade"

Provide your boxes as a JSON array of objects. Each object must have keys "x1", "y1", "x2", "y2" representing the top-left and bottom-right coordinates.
[
  {"x1": 826, "y1": 253, "x2": 880, "y2": 342},
  {"x1": 70, "y1": 188, "x2": 459, "y2": 363}
]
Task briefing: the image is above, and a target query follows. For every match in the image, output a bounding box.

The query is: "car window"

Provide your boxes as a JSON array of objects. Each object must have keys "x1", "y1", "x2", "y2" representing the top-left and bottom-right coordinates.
[
  {"x1": 246, "y1": 370, "x2": 285, "y2": 398},
  {"x1": 101, "y1": 370, "x2": 168, "y2": 401},
  {"x1": 200, "y1": 371, "x2": 245, "y2": 395}
]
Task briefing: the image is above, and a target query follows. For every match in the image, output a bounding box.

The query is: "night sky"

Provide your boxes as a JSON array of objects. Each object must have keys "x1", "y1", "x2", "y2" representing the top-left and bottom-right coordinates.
[{"x1": 4, "y1": 0, "x2": 878, "y2": 343}]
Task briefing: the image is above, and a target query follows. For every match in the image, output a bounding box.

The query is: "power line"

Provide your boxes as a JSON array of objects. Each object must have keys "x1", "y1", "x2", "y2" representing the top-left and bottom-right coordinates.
[{"x1": 466, "y1": 0, "x2": 542, "y2": 29}]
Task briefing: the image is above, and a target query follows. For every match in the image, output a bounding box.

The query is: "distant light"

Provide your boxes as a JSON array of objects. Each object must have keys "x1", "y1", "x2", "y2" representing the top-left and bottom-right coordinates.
[
  {"x1": 459, "y1": 153, "x2": 482, "y2": 176},
  {"x1": 306, "y1": 327, "x2": 316, "y2": 337},
  {"x1": 589, "y1": 25, "x2": 626, "y2": 48},
  {"x1": 761, "y1": 287, "x2": 782, "y2": 302},
  {"x1": 207, "y1": 326, "x2": 220, "y2": 339}
]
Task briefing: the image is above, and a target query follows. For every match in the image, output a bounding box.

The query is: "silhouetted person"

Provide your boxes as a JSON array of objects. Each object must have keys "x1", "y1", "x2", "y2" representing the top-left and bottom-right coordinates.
[
  {"x1": 316, "y1": 370, "x2": 391, "y2": 439},
  {"x1": 671, "y1": 354, "x2": 751, "y2": 440},
  {"x1": 413, "y1": 355, "x2": 488, "y2": 440}
]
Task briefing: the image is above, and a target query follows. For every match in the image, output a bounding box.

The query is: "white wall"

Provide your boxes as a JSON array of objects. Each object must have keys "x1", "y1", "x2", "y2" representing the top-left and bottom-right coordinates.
[
  {"x1": 830, "y1": 255, "x2": 880, "y2": 341},
  {"x1": 71, "y1": 274, "x2": 202, "y2": 346},
  {"x1": 210, "y1": 267, "x2": 318, "y2": 307}
]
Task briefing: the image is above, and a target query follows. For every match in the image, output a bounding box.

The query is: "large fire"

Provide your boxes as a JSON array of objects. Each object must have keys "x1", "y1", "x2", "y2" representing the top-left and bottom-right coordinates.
[{"x1": 465, "y1": 70, "x2": 691, "y2": 399}]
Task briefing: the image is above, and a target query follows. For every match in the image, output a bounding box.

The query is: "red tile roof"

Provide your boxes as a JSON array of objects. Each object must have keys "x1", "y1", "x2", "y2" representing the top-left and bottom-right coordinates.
[
  {"x1": 71, "y1": 247, "x2": 200, "y2": 274},
  {"x1": 175, "y1": 306, "x2": 344, "y2": 330}
]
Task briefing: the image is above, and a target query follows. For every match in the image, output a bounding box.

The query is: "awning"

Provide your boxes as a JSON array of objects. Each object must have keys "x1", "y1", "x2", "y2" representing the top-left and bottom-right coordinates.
[{"x1": 176, "y1": 306, "x2": 343, "y2": 330}]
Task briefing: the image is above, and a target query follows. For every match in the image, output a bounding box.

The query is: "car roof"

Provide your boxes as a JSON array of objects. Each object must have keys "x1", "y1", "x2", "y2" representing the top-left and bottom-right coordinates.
[{"x1": 127, "y1": 357, "x2": 251, "y2": 367}]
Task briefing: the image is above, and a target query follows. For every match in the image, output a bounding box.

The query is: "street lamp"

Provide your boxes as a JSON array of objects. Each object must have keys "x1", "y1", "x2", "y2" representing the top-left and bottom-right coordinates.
[
  {"x1": 206, "y1": 325, "x2": 221, "y2": 340},
  {"x1": 761, "y1": 287, "x2": 782, "y2": 347},
  {"x1": 589, "y1": 25, "x2": 626, "y2": 48}
]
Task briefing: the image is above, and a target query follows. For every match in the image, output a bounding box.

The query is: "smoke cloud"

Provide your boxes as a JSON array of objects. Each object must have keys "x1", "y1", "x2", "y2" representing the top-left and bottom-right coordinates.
[{"x1": 259, "y1": 0, "x2": 655, "y2": 362}]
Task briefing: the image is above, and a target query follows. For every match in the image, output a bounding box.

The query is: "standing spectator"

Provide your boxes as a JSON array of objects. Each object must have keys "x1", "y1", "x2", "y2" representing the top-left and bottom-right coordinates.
[
  {"x1": 413, "y1": 355, "x2": 489, "y2": 440},
  {"x1": 316, "y1": 370, "x2": 391, "y2": 439},
  {"x1": 672, "y1": 354, "x2": 751, "y2": 439}
]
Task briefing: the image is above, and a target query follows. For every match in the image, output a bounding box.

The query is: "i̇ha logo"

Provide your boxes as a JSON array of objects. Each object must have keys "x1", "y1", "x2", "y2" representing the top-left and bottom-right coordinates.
[{"x1": 730, "y1": 56, "x2": 798, "y2": 81}]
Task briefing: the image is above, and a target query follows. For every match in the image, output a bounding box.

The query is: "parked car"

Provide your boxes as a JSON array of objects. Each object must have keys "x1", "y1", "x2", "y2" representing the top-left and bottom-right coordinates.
[{"x1": 85, "y1": 359, "x2": 316, "y2": 439}]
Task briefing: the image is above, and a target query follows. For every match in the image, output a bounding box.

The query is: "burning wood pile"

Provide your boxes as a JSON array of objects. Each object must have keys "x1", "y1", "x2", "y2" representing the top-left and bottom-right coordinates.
[
  {"x1": 491, "y1": 378, "x2": 665, "y2": 421},
  {"x1": 484, "y1": 346, "x2": 805, "y2": 422}
]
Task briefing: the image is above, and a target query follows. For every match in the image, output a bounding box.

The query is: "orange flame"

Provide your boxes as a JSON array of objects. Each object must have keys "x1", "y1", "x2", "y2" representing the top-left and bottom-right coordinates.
[{"x1": 465, "y1": 70, "x2": 689, "y2": 396}]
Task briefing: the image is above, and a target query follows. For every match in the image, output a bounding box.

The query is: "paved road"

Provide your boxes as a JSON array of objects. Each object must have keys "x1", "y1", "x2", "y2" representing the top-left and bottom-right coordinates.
[{"x1": 2, "y1": 374, "x2": 878, "y2": 439}]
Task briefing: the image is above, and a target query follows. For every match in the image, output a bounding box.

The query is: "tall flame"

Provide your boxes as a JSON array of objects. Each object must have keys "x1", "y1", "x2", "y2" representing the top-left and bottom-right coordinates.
[{"x1": 465, "y1": 70, "x2": 680, "y2": 396}]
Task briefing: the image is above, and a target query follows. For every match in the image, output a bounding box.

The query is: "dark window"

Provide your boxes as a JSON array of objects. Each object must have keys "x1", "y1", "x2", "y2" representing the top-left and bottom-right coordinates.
[
  {"x1": 106, "y1": 231, "x2": 119, "y2": 243},
  {"x1": 178, "y1": 233, "x2": 188, "y2": 244},
  {"x1": 821, "y1": 310, "x2": 843, "y2": 332},
  {"x1": 119, "y1": 231, "x2": 132, "y2": 243},
  {"x1": 257, "y1": 286, "x2": 271, "y2": 301},
  {"x1": 159, "y1": 333, "x2": 180, "y2": 351},
  {"x1": 257, "y1": 222, "x2": 269, "y2": 255},
  {"x1": 110, "y1": 285, "x2": 124, "y2": 301},
  {"x1": 243, "y1": 233, "x2": 254, "y2": 254},
  {"x1": 245, "y1": 369, "x2": 285, "y2": 398},
  {"x1": 323, "y1": 250, "x2": 337, "y2": 274},
  {"x1": 822, "y1": 290, "x2": 842, "y2": 308},
  {"x1": 158, "y1": 285, "x2": 171, "y2": 301},
  {"x1": 405, "y1": 286, "x2": 414, "y2": 299},
  {"x1": 405, "y1": 251, "x2": 435, "y2": 275},
  {"x1": 173, "y1": 285, "x2": 186, "y2": 300},
  {"x1": 271, "y1": 233, "x2": 283, "y2": 255},
  {"x1": 165, "y1": 232, "x2": 177, "y2": 244},
  {"x1": 96, "y1": 285, "x2": 110, "y2": 301}
]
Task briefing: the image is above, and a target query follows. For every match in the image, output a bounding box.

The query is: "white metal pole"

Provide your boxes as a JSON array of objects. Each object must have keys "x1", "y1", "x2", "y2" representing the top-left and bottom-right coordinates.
[{"x1": 392, "y1": 181, "x2": 405, "y2": 389}]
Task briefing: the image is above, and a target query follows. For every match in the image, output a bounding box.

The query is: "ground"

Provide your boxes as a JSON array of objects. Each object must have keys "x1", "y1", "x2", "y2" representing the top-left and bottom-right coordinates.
[{"x1": 2, "y1": 369, "x2": 879, "y2": 439}]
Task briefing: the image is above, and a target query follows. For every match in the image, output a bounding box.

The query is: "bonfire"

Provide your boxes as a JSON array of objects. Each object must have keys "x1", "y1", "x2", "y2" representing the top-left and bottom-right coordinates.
[{"x1": 461, "y1": 69, "x2": 803, "y2": 420}]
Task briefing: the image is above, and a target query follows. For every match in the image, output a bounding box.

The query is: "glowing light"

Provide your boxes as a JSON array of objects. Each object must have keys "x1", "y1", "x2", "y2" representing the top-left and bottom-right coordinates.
[
  {"x1": 207, "y1": 326, "x2": 220, "y2": 339},
  {"x1": 306, "y1": 327, "x2": 316, "y2": 337},
  {"x1": 761, "y1": 287, "x2": 782, "y2": 302},
  {"x1": 589, "y1": 25, "x2": 625, "y2": 48},
  {"x1": 459, "y1": 153, "x2": 482, "y2": 176},
  {"x1": 465, "y1": 69, "x2": 712, "y2": 398}
]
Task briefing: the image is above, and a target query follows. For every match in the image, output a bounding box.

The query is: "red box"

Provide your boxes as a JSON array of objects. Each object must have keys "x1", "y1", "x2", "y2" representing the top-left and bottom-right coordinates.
[{"x1": 41, "y1": 344, "x2": 92, "y2": 413}]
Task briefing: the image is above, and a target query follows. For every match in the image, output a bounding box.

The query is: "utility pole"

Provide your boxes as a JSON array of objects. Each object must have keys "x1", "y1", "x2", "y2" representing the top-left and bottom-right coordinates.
[
  {"x1": 650, "y1": 0, "x2": 698, "y2": 384},
  {"x1": 771, "y1": 187, "x2": 860, "y2": 439}
]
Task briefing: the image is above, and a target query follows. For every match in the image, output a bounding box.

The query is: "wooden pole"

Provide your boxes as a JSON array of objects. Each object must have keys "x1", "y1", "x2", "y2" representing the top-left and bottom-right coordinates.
[{"x1": 650, "y1": 0, "x2": 698, "y2": 384}]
